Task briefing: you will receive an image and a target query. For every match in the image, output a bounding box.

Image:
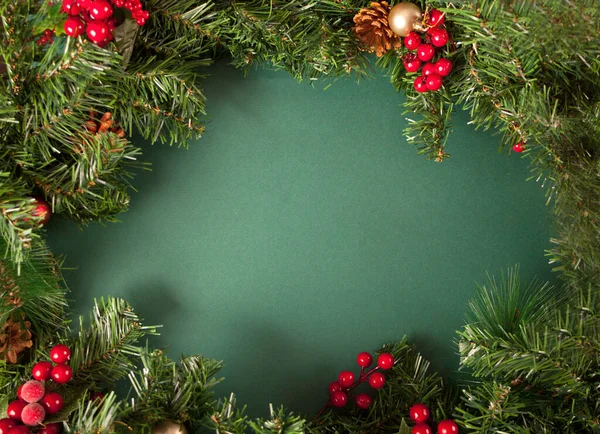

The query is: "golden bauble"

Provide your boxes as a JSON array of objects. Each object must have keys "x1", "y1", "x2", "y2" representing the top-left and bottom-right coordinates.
[
  {"x1": 152, "y1": 420, "x2": 189, "y2": 434},
  {"x1": 388, "y1": 2, "x2": 423, "y2": 37}
]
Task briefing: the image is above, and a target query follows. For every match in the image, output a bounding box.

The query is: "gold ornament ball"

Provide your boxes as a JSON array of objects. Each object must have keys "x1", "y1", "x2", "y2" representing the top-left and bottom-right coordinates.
[
  {"x1": 388, "y1": 2, "x2": 423, "y2": 37},
  {"x1": 152, "y1": 420, "x2": 189, "y2": 434}
]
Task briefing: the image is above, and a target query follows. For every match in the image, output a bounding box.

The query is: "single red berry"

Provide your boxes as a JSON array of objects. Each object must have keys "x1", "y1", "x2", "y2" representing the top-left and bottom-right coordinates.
[
  {"x1": 409, "y1": 403, "x2": 431, "y2": 423},
  {"x1": 107, "y1": 17, "x2": 117, "y2": 31},
  {"x1": 89, "y1": 0, "x2": 113, "y2": 20},
  {"x1": 77, "y1": 0, "x2": 92, "y2": 8},
  {"x1": 90, "y1": 391, "x2": 105, "y2": 404},
  {"x1": 404, "y1": 31, "x2": 422, "y2": 51},
  {"x1": 403, "y1": 54, "x2": 422, "y2": 73},
  {"x1": 328, "y1": 381, "x2": 342, "y2": 395},
  {"x1": 414, "y1": 76, "x2": 428, "y2": 93},
  {"x1": 417, "y1": 44, "x2": 435, "y2": 62},
  {"x1": 50, "y1": 345, "x2": 71, "y2": 364},
  {"x1": 64, "y1": 16, "x2": 85, "y2": 38},
  {"x1": 422, "y1": 62, "x2": 436, "y2": 76},
  {"x1": 21, "y1": 403, "x2": 45, "y2": 427},
  {"x1": 7, "y1": 400, "x2": 27, "y2": 421},
  {"x1": 16, "y1": 384, "x2": 24, "y2": 400},
  {"x1": 368, "y1": 372, "x2": 386, "y2": 389},
  {"x1": 50, "y1": 364, "x2": 72, "y2": 384},
  {"x1": 435, "y1": 58, "x2": 453, "y2": 77},
  {"x1": 356, "y1": 352, "x2": 373, "y2": 368},
  {"x1": 429, "y1": 28, "x2": 449, "y2": 48},
  {"x1": 20, "y1": 381, "x2": 45, "y2": 404},
  {"x1": 355, "y1": 394, "x2": 372, "y2": 410},
  {"x1": 43, "y1": 29, "x2": 54, "y2": 37},
  {"x1": 32, "y1": 362, "x2": 53, "y2": 382},
  {"x1": 512, "y1": 142, "x2": 525, "y2": 153},
  {"x1": 135, "y1": 17, "x2": 146, "y2": 26},
  {"x1": 0, "y1": 418, "x2": 16, "y2": 434},
  {"x1": 140, "y1": 10, "x2": 150, "y2": 19},
  {"x1": 377, "y1": 353, "x2": 395, "y2": 370},
  {"x1": 40, "y1": 393, "x2": 64, "y2": 414},
  {"x1": 426, "y1": 73, "x2": 443, "y2": 91},
  {"x1": 427, "y1": 9, "x2": 445, "y2": 28},
  {"x1": 37, "y1": 423, "x2": 62, "y2": 434},
  {"x1": 337, "y1": 371, "x2": 355, "y2": 388},
  {"x1": 412, "y1": 423, "x2": 433, "y2": 434},
  {"x1": 113, "y1": 0, "x2": 125, "y2": 6},
  {"x1": 6, "y1": 427, "x2": 30, "y2": 434},
  {"x1": 330, "y1": 391, "x2": 348, "y2": 408},
  {"x1": 86, "y1": 21, "x2": 109, "y2": 44},
  {"x1": 437, "y1": 420, "x2": 459, "y2": 434}
]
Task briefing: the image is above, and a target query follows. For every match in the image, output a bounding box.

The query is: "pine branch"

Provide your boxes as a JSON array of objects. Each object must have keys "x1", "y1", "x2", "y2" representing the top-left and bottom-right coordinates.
[{"x1": 68, "y1": 297, "x2": 158, "y2": 386}]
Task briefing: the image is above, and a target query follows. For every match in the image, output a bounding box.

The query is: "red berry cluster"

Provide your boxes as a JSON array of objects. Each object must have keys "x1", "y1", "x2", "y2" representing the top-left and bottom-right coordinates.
[
  {"x1": 408, "y1": 403, "x2": 459, "y2": 434},
  {"x1": 401, "y1": 9, "x2": 453, "y2": 93},
  {"x1": 61, "y1": 0, "x2": 150, "y2": 47},
  {"x1": 36, "y1": 30, "x2": 55, "y2": 46},
  {"x1": 0, "y1": 345, "x2": 73, "y2": 434},
  {"x1": 322, "y1": 351, "x2": 395, "y2": 412}
]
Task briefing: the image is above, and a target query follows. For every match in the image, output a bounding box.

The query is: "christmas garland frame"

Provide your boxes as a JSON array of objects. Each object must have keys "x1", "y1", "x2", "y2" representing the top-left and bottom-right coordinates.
[{"x1": 0, "y1": 0, "x2": 599, "y2": 433}]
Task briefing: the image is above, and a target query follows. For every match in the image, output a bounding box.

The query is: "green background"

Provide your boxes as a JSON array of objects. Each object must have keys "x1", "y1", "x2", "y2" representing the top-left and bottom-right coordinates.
[{"x1": 47, "y1": 60, "x2": 554, "y2": 417}]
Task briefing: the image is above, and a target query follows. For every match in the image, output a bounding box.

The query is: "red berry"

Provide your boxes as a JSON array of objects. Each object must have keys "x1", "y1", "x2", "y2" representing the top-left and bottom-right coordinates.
[
  {"x1": 40, "y1": 393, "x2": 64, "y2": 414},
  {"x1": 20, "y1": 381, "x2": 45, "y2": 404},
  {"x1": 77, "y1": 0, "x2": 92, "y2": 8},
  {"x1": 90, "y1": 391, "x2": 105, "y2": 404},
  {"x1": 368, "y1": 372, "x2": 386, "y2": 389},
  {"x1": 32, "y1": 198, "x2": 52, "y2": 220},
  {"x1": 435, "y1": 58, "x2": 453, "y2": 77},
  {"x1": 86, "y1": 21, "x2": 109, "y2": 44},
  {"x1": 409, "y1": 403, "x2": 431, "y2": 423},
  {"x1": 140, "y1": 10, "x2": 150, "y2": 19},
  {"x1": 135, "y1": 17, "x2": 146, "y2": 26},
  {"x1": 337, "y1": 371, "x2": 355, "y2": 388},
  {"x1": 130, "y1": 0, "x2": 142, "y2": 10},
  {"x1": 512, "y1": 142, "x2": 525, "y2": 153},
  {"x1": 43, "y1": 29, "x2": 54, "y2": 36},
  {"x1": 414, "y1": 76, "x2": 428, "y2": 93},
  {"x1": 89, "y1": 0, "x2": 113, "y2": 20},
  {"x1": 422, "y1": 62, "x2": 436, "y2": 76},
  {"x1": 7, "y1": 400, "x2": 27, "y2": 421},
  {"x1": 403, "y1": 54, "x2": 422, "y2": 73},
  {"x1": 7, "y1": 427, "x2": 30, "y2": 434},
  {"x1": 61, "y1": 0, "x2": 81, "y2": 15},
  {"x1": 21, "y1": 403, "x2": 45, "y2": 427},
  {"x1": 437, "y1": 420, "x2": 459, "y2": 434},
  {"x1": 356, "y1": 352, "x2": 373, "y2": 368},
  {"x1": 50, "y1": 364, "x2": 72, "y2": 384},
  {"x1": 113, "y1": 0, "x2": 125, "y2": 6},
  {"x1": 355, "y1": 394, "x2": 372, "y2": 410},
  {"x1": 377, "y1": 353, "x2": 394, "y2": 370},
  {"x1": 328, "y1": 381, "x2": 342, "y2": 395},
  {"x1": 16, "y1": 385, "x2": 23, "y2": 400},
  {"x1": 64, "y1": 16, "x2": 85, "y2": 38},
  {"x1": 412, "y1": 423, "x2": 433, "y2": 434},
  {"x1": 429, "y1": 28, "x2": 449, "y2": 48},
  {"x1": 330, "y1": 391, "x2": 348, "y2": 408},
  {"x1": 427, "y1": 9, "x2": 445, "y2": 28},
  {"x1": 32, "y1": 362, "x2": 53, "y2": 382},
  {"x1": 50, "y1": 345, "x2": 71, "y2": 364},
  {"x1": 0, "y1": 418, "x2": 16, "y2": 434},
  {"x1": 404, "y1": 31, "x2": 422, "y2": 51},
  {"x1": 107, "y1": 17, "x2": 117, "y2": 31},
  {"x1": 417, "y1": 44, "x2": 435, "y2": 62},
  {"x1": 37, "y1": 423, "x2": 62, "y2": 434},
  {"x1": 426, "y1": 73, "x2": 443, "y2": 91}
]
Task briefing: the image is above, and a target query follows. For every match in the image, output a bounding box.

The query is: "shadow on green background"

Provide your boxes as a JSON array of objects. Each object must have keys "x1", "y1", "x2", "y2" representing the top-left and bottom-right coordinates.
[{"x1": 46, "y1": 59, "x2": 554, "y2": 417}]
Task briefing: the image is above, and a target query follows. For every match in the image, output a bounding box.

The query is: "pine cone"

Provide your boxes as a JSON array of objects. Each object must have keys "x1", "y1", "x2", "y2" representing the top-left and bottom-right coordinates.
[
  {"x1": 353, "y1": 2, "x2": 401, "y2": 57},
  {"x1": 0, "y1": 316, "x2": 33, "y2": 364},
  {"x1": 85, "y1": 112, "x2": 126, "y2": 138}
]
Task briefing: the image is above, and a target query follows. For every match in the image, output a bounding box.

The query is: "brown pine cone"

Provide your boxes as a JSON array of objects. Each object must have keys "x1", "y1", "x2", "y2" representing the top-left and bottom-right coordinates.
[
  {"x1": 0, "y1": 316, "x2": 33, "y2": 364},
  {"x1": 85, "y1": 111, "x2": 126, "y2": 138},
  {"x1": 353, "y1": 2, "x2": 401, "y2": 57}
]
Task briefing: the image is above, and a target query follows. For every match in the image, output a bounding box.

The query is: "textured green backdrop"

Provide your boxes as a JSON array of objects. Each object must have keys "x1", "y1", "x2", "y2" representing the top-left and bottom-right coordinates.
[{"x1": 47, "y1": 60, "x2": 554, "y2": 417}]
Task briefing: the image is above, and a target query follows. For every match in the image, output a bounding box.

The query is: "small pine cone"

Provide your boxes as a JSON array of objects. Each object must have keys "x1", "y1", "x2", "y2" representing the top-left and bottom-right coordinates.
[
  {"x1": 353, "y1": 2, "x2": 401, "y2": 57},
  {"x1": 0, "y1": 316, "x2": 33, "y2": 364}
]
